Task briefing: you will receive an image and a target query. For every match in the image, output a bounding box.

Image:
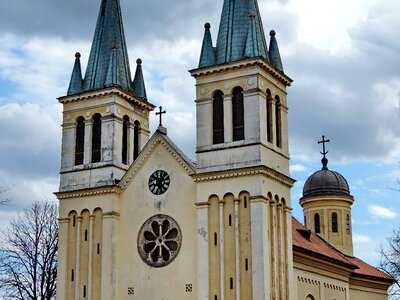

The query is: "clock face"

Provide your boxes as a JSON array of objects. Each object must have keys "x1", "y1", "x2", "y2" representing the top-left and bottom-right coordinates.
[{"x1": 148, "y1": 170, "x2": 170, "y2": 195}]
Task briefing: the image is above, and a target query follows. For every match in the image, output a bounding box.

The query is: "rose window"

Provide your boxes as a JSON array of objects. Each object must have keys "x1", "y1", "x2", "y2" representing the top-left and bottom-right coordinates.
[{"x1": 137, "y1": 214, "x2": 182, "y2": 268}]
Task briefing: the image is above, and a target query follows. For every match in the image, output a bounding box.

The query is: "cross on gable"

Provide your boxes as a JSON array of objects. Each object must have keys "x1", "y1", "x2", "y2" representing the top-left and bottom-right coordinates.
[
  {"x1": 318, "y1": 135, "x2": 330, "y2": 159},
  {"x1": 155, "y1": 106, "x2": 166, "y2": 127}
]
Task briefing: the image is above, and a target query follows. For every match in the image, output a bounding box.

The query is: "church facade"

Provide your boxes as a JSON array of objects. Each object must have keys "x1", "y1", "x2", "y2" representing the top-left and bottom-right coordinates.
[{"x1": 55, "y1": 0, "x2": 394, "y2": 299}]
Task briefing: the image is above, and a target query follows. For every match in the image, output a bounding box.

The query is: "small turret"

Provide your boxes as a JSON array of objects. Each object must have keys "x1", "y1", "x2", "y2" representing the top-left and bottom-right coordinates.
[
  {"x1": 300, "y1": 136, "x2": 354, "y2": 256},
  {"x1": 268, "y1": 30, "x2": 284, "y2": 72},
  {"x1": 67, "y1": 52, "x2": 83, "y2": 95},
  {"x1": 198, "y1": 23, "x2": 216, "y2": 68},
  {"x1": 132, "y1": 58, "x2": 147, "y2": 99}
]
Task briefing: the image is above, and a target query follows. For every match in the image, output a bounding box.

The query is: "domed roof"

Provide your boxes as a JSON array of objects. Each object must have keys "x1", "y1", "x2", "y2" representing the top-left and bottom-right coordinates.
[{"x1": 302, "y1": 158, "x2": 351, "y2": 199}]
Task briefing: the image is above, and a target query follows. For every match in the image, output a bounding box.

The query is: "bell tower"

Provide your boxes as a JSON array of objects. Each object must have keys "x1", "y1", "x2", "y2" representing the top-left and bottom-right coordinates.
[
  {"x1": 191, "y1": 0, "x2": 295, "y2": 299},
  {"x1": 56, "y1": 1, "x2": 155, "y2": 299},
  {"x1": 58, "y1": 0, "x2": 155, "y2": 192}
]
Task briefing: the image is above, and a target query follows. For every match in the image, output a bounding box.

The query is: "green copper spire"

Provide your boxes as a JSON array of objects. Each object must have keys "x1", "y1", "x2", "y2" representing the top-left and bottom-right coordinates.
[
  {"x1": 82, "y1": 0, "x2": 133, "y2": 93},
  {"x1": 67, "y1": 52, "x2": 83, "y2": 95},
  {"x1": 105, "y1": 44, "x2": 119, "y2": 87},
  {"x1": 198, "y1": 23, "x2": 216, "y2": 68},
  {"x1": 268, "y1": 30, "x2": 284, "y2": 72},
  {"x1": 244, "y1": 14, "x2": 259, "y2": 58},
  {"x1": 132, "y1": 59, "x2": 147, "y2": 99},
  {"x1": 215, "y1": 0, "x2": 268, "y2": 64}
]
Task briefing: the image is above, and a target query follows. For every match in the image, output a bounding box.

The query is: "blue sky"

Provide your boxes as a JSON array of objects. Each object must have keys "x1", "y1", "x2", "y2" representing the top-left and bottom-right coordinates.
[{"x1": 0, "y1": 0, "x2": 399, "y2": 267}]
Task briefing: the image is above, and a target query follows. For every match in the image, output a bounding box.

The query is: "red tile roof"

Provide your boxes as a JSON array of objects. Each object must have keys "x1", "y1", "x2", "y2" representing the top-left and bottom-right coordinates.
[{"x1": 291, "y1": 217, "x2": 395, "y2": 282}]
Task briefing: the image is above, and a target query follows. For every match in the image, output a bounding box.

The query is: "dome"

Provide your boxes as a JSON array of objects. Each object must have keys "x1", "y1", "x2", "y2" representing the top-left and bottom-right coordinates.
[{"x1": 301, "y1": 158, "x2": 351, "y2": 199}]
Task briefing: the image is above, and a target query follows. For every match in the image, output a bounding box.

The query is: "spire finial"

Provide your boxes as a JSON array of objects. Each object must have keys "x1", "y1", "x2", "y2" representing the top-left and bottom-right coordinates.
[
  {"x1": 318, "y1": 135, "x2": 330, "y2": 170},
  {"x1": 205, "y1": 22, "x2": 211, "y2": 29},
  {"x1": 75, "y1": 52, "x2": 81, "y2": 59},
  {"x1": 156, "y1": 106, "x2": 167, "y2": 127}
]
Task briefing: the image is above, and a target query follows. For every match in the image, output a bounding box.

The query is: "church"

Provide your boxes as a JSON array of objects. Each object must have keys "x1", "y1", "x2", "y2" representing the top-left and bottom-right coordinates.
[{"x1": 55, "y1": 0, "x2": 395, "y2": 299}]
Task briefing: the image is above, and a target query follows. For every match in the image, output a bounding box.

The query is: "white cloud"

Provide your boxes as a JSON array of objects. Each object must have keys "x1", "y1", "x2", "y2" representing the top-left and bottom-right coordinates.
[
  {"x1": 290, "y1": 164, "x2": 308, "y2": 173},
  {"x1": 353, "y1": 234, "x2": 373, "y2": 244},
  {"x1": 368, "y1": 205, "x2": 398, "y2": 219}
]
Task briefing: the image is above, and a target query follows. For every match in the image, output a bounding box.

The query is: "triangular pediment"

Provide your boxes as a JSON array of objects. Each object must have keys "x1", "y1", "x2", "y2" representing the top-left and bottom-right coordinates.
[{"x1": 118, "y1": 129, "x2": 196, "y2": 191}]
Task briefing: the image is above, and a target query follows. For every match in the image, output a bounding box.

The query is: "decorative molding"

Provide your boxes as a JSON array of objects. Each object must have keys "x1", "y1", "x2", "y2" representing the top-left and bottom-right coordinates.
[
  {"x1": 58, "y1": 217, "x2": 70, "y2": 223},
  {"x1": 120, "y1": 136, "x2": 195, "y2": 190},
  {"x1": 55, "y1": 186, "x2": 121, "y2": 199},
  {"x1": 103, "y1": 211, "x2": 120, "y2": 218},
  {"x1": 195, "y1": 202, "x2": 210, "y2": 207},
  {"x1": 297, "y1": 276, "x2": 320, "y2": 286},
  {"x1": 349, "y1": 287, "x2": 387, "y2": 296},
  {"x1": 190, "y1": 58, "x2": 293, "y2": 87},
  {"x1": 249, "y1": 195, "x2": 269, "y2": 204},
  {"x1": 58, "y1": 87, "x2": 156, "y2": 111},
  {"x1": 193, "y1": 166, "x2": 295, "y2": 187},
  {"x1": 323, "y1": 283, "x2": 346, "y2": 291}
]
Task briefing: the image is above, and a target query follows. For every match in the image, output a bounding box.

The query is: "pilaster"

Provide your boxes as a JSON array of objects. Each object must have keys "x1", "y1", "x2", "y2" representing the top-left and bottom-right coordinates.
[
  {"x1": 57, "y1": 217, "x2": 69, "y2": 300},
  {"x1": 196, "y1": 202, "x2": 209, "y2": 300},
  {"x1": 250, "y1": 197, "x2": 269, "y2": 300},
  {"x1": 101, "y1": 211, "x2": 119, "y2": 300},
  {"x1": 84, "y1": 119, "x2": 92, "y2": 165}
]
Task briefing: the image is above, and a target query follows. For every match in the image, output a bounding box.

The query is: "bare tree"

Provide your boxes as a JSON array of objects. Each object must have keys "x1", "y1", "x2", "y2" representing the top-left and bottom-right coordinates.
[
  {"x1": 380, "y1": 226, "x2": 400, "y2": 299},
  {"x1": 0, "y1": 185, "x2": 11, "y2": 206},
  {"x1": 0, "y1": 201, "x2": 58, "y2": 300}
]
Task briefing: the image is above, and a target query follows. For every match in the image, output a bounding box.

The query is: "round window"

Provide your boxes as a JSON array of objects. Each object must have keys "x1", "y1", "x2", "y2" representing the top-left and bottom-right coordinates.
[{"x1": 137, "y1": 214, "x2": 182, "y2": 268}]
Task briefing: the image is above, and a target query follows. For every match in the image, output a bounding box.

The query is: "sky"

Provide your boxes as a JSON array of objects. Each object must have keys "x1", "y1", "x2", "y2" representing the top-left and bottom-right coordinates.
[{"x1": 0, "y1": 0, "x2": 399, "y2": 268}]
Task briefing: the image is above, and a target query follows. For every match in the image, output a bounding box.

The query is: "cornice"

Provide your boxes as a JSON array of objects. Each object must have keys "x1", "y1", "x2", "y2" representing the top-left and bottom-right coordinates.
[
  {"x1": 193, "y1": 166, "x2": 295, "y2": 187},
  {"x1": 58, "y1": 87, "x2": 156, "y2": 111},
  {"x1": 190, "y1": 57, "x2": 293, "y2": 87},
  {"x1": 55, "y1": 185, "x2": 121, "y2": 200}
]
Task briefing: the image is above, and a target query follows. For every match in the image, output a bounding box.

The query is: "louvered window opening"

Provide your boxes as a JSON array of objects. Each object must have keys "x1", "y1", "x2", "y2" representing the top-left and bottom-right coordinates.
[
  {"x1": 92, "y1": 114, "x2": 102, "y2": 163},
  {"x1": 75, "y1": 117, "x2": 85, "y2": 165},
  {"x1": 232, "y1": 88, "x2": 244, "y2": 141},
  {"x1": 213, "y1": 91, "x2": 224, "y2": 144}
]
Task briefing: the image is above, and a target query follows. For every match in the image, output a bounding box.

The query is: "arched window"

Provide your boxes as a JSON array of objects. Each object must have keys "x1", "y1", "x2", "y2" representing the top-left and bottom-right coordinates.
[
  {"x1": 133, "y1": 121, "x2": 140, "y2": 161},
  {"x1": 91, "y1": 114, "x2": 102, "y2": 163},
  {"x1": 332, "y1": 212, "x2": 338, "y2": 233},
  {"x1": 275, "y1": 95, "x2": 282, "y2": 148},
  {"x1": 122, "y1": 116, "x2": 129, "y2": 165},
  {"x1": 232, "y1": 87, "x2": 244, "y2": 141},
  {"x1": 346, "y1": 214, "x2": 350, "y2": 234},
  {"x1": 213, "y1": 90, "x2": 224, "y2": 144},
  {"x1": 75, "y1": 117, "x2": 85, "y2": 165},
  {"x1": 314, "y1": 213, "x2": 321, "y2": 234},
  {"x1": 306, "y1": 295, "x2": 315, "y2": 300},
  {"x1": 266, "y1": 89, "x2": 273, "y2": 143}
]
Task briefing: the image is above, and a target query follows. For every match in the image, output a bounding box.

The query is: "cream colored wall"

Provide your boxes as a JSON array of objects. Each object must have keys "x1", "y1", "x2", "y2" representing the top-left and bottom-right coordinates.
[
  {"x1": 194, "y1": 63, "x2": 290, "y2": 176},
  {"x1": 302, "y1": 197, "x2": 354, "y2": 256},
  {"x1": 350, "y1": 285, "x2": 389, "y2": 300},
  {"x1": 58, "y1": 192, "x2": 120, "y2": 300},
  {"x1": 196, "y1": 172, "x2": 293, "y2": 300},
  {"x1": 118, "y1": 141, "x2": 197, "y2": 299},
  {"x1": 294, "y1": 267, "x2": 349, "y2": 300},
  {"x1": 59, "y1": 90, "x2": 151, "y2": 192}
]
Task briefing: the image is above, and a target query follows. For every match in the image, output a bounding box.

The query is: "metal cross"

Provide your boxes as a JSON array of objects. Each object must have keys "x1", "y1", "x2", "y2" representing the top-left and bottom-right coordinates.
[
  {"x1": 155, "y1": 106, "x2": 166, "y2": 127},
  {"x1": 318, "y1": 135, "x2": 330, "y2": 158}
]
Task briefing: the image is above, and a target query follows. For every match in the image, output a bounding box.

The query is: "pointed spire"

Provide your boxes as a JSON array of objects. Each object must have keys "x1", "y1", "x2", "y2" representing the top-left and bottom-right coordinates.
[
  {"x1": 215, "y1": 0, "x2": 268, "y2": 64},
  {"x1": 83, "y1": 0, "x2": 133, "y2": 93},
  {"x1": 268, "y1": 30, "x2": 284, "y2": 72},
  {"x1": 67, "y1": 52, "x2": 83, "y2": 95},
  {"x1": 132, "y1": 59, "x2": 147, "y2": 99},
  {"x1": 105, "y1": 43, "x2": 118, "y2": 87},
  {"x1": 198, "y1": 23, "x2": 216, "y2": 68}
]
